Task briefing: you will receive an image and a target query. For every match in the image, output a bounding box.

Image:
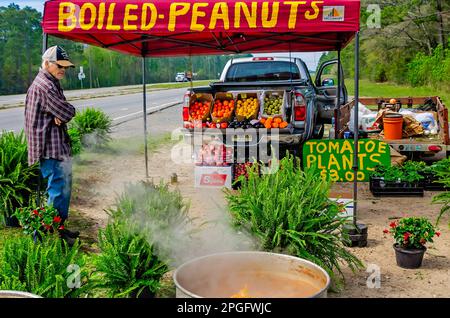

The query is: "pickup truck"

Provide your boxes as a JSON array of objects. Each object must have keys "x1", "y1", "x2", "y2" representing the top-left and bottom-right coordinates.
[
  {"x1": 337, "y1": 96, "x2": 450, "y2": 161},
  {"x1": 182, "y1": 56, "x2": 347, "y2": 160}
]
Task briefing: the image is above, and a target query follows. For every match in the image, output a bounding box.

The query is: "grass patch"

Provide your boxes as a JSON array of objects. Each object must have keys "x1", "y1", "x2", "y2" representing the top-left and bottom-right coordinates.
[
  {"x1": 146, "y1": 80, "x2": 213, "y2": 90},
  {"x1": 0, "y1": 226, "x2": 24, "y2": 256},
  {"x1": 346, "y1": 79, "x2": 450, "y2": 106}
]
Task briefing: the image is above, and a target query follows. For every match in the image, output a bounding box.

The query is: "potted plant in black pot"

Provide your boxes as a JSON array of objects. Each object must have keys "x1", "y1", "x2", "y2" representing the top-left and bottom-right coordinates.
[{"x1": 384, "y1": 217, "x2": 440, "y2": 269}]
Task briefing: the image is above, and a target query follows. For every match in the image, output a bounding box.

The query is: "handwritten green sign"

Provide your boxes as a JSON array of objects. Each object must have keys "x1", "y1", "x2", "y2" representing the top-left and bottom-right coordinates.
[{"x1": 303, "y1": 139, "x2": 391, "y2": 182}]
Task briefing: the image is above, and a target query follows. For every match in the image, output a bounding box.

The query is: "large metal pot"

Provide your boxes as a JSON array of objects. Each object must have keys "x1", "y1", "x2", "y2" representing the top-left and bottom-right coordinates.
[
  {"x1": 0, "y1": 290, "x2": 41, "y2": 298},
  {"x1": 173, "y1": 251, "x2": 330, "y2": 298}
]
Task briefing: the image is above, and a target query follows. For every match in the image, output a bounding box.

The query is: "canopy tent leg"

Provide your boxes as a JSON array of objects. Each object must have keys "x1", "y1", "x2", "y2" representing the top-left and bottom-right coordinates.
[
  {"x1": 344, "y1": 31, "x2": 368, "y2": 248},
  {"x1": 353, "y1": 31, "x2": 360, "y2": 227},
  {"x1": 336, "y1": 48, "x2": 341, "y2": 133},
  {"x1": 142, "y1": 56, "x2": 149, "y2": 179},
  {"x1": 42, "y1": 33, "x2": 48, "y2": 54}
]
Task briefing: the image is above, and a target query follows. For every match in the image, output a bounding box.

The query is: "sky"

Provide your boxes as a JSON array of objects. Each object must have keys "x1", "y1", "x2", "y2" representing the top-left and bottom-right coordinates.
[
  {"x1": 2, "y1": 1, "x2": 325, "y2": 70},
  {"x1": 1, "y1": 0, "x2": 44, "y2": 11}
]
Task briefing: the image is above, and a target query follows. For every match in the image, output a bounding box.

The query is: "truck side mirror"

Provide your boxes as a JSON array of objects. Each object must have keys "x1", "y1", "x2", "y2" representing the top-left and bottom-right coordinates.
[{"x1": 322, "y1": 78, "x2": 335, "y2": 86}]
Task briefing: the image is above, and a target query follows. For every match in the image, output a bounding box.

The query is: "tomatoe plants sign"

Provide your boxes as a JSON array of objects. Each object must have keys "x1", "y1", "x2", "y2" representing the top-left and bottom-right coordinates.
[{"x1": 303, "y1": 139, "x2": 391, "y2": 182}]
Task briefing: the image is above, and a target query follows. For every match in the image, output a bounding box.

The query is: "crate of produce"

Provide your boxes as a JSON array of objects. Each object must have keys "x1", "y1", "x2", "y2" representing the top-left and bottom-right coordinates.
[
  {"x1": 195, "y1": 142, "x2": 233, "y2": 167},
  {"x1": 232, "y1": 162, "x2": 259, "y2": 190},
  {"x1": 235, "y1": 92, "x2": 260, "y2": 121},
  {"x1": 189, "y1": 93, "x2": 213, "y2": 122},
  {"x1": 369, "y1": 177, "x2": 424, "y2": 197},
  {"x1": 211, "y1": 92, "x2": 235, "y2": 124},
  {"x1": 261, "y1": 90, "x2": 286, "y2": 120}
]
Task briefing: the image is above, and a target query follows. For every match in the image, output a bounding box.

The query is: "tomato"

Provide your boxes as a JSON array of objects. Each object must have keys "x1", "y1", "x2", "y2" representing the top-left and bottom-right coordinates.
[{"x1": 220, "y1": 122, "x2": 228, "y2": 129}]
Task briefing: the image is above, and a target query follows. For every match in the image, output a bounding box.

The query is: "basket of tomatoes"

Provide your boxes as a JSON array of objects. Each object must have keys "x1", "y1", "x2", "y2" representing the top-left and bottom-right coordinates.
[
  {"x1": 189, "y1": 93, "x2": 213, "y2": 122},
  {"x1": 211, "y1": 92, "x2": 235, "y2": 123}
]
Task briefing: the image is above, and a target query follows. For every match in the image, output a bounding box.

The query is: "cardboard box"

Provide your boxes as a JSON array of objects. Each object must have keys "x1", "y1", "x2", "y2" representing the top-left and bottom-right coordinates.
[{"x1": 194, "y1": 165, "x2": 233, "y2": 189}]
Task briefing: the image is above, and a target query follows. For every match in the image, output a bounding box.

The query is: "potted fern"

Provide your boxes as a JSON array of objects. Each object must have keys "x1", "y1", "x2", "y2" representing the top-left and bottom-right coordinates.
[{"x1": 0, "y1": 131, "x2": 40, "y2": 227}]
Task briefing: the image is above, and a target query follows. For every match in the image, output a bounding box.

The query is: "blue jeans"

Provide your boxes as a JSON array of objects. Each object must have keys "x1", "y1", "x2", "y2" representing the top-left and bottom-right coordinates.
[{"x1": 40, "y1": 158, "x2": 72, "y2": 222}]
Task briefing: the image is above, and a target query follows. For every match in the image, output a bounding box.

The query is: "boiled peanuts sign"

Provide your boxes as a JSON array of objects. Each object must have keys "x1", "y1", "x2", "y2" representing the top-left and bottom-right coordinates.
[{"x1": 303, "y1": 139, "x2": 390, "y2": 182}]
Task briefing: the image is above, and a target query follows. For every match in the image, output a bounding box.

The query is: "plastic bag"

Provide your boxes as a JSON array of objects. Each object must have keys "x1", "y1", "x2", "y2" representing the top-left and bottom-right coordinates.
[
  {"x1": 348, "y1": 102, "x2": 376, "y2": 132},
  {"x1": 414, "y1": 112, "x2": 436, "y2": 130}
]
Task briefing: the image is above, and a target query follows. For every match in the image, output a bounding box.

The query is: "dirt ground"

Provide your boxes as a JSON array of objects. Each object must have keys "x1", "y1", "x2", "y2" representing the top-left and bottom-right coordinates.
[{"x1": 70, "y1": 131, "x2": 450, "y2": 298}]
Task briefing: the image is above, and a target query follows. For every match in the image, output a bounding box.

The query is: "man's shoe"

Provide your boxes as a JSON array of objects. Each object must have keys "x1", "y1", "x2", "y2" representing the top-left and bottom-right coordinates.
[{"x1": 61, "y1": 228, "x2": 80, "y2": 238}]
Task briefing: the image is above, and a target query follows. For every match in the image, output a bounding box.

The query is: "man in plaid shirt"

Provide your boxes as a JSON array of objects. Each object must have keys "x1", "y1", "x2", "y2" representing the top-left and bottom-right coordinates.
[{"x1": 25, "y1": 46, "x2": 79, "y2": 245}]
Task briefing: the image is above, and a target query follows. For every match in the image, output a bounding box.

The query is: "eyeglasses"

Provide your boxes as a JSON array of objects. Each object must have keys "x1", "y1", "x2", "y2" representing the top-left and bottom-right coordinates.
[{"x1": 51, "y1": 62, "x2": 70, "y2": 70}]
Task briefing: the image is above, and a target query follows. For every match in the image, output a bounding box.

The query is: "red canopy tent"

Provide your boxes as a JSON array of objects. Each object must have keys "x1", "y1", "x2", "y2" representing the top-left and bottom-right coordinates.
[
  {"x1": 42, "y1": 0, "x2": 362, "y2": 228},
  {"x1": 42, "y1": 0, "x2": 360, "y2": 55}
]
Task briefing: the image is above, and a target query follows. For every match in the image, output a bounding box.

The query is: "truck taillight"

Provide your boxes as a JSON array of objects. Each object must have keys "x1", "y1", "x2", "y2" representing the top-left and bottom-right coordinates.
[
  {"x1": 183, "y1": 107, "x2": 189, "y2": 121},
  {"x1": 293, "y1": 92, "x2": 306, "y2": 121},
  {"x1": 428, "y1": 145, "x2": 442, "y2": 152},
  {"x1": 183, "y1": 91, "x2": 191, "y2": 107},
  {"x1": 294, "y1": 106, "x2": 306, "y2": 121}
]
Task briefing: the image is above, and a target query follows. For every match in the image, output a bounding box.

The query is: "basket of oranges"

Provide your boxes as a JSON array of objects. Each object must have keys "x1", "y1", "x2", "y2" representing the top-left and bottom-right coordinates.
[
  {"x1": 189, "y1": 93, "x2": 213, "y2": 122},
  {"x1": 260, "y1": 116, "x2": 289, "y2": 129},
  {"x1": 211, "y1": 92, "x2": 235, "y2": 123},
  {"x1": 235, "y1": 93, "x2": 260, "y2": 121}
]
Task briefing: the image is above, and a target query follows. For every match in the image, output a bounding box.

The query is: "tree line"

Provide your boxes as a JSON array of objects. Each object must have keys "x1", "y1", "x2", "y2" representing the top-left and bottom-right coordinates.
[
  {"x1": 0, "y1": 4, "x2": 234, "y2": 95},
  {"x1": 319, "y1": 0, "x2": 449, "y2": 91}
]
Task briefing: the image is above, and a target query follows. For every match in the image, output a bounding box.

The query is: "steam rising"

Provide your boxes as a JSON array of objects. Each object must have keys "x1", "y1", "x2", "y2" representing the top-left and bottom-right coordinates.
[{"x1": 108, "y1": 181, "x2": 258, "y2": 268}]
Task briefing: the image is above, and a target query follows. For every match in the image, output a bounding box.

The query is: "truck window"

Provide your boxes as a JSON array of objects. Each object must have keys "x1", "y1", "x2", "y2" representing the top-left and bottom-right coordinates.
[{"x1": 225, "y1": 61, "x2": 302, "y2": 82}]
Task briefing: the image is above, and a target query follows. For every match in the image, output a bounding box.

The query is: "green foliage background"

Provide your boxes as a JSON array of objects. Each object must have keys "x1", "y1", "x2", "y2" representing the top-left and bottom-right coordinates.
[
  {"x1": 318, "y1": 0, "x2": 449, "y2": 93},
  {"x1": 0, "y1": 4, "x2": 236, "y2": 95}
]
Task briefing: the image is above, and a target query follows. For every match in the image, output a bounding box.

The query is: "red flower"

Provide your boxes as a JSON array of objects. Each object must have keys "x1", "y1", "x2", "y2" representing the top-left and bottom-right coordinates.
[
  {"x1": 436, "y1": 232, "x2": 441, "y2": 237},
  {"x1": 383, "y1": 229, "x2": 389, "y2": 234},
  {"x1": 403, "y1": 232, "x2": 411, "y2": 241},
  {"x1": 44, "y1": 224, "x2": 51, "y2": 230},
  {"x1": 32, "y1": 210, "x2": 39, "y2": 215},
  {"x1": 389, "y1": 221, "x2": 397, "y2": 228},
  {"x1": 40, "y1": 207, "x2": 45, "y2": 211},
  {"x1": 53, "y1": 216, "x2": 62, "y2": 223},
  {"x1": 58, "y1": 225, "x2": 65, "y2": 230}
]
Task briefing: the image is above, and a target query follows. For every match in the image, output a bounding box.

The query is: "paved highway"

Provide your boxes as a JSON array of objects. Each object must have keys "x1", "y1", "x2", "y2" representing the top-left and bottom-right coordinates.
[{"x1": 0, "y1": 87, "x2": 186, "y2": 132}]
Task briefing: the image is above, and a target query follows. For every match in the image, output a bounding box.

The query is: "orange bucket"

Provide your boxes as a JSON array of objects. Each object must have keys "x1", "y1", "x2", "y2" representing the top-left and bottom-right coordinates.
[{"x1": 383, "y1": 114, "x2": 403, "y2": 140}]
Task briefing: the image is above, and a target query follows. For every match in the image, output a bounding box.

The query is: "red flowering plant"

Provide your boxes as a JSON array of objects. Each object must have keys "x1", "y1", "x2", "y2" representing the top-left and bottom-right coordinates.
[
  {"x1": 13, "y1": 205, "x2": 64, "y2": 236},
  {"x1": 383, "y1": 217, "x2": 440, "y2": 249}
]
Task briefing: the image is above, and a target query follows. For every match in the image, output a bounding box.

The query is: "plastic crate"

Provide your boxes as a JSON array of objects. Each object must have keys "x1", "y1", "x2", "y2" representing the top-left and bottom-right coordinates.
[
  {"x1": 422, "y1": 173, "x2": 448, "y2": 191},
  {"x1": 369, "y1": 177, "x2": 424, "y2": 197}
]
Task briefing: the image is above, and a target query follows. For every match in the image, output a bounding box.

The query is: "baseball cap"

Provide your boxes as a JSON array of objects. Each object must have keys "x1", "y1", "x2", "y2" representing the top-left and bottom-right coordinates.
[{"x1": 42, "y1": 46, "x2": 75, "y2": 68}]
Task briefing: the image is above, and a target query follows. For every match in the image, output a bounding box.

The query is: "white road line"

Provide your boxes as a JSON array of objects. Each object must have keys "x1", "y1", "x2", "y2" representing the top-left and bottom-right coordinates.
[
  {"x1": 112, "y1": 101, "x2": 180, "y2": 121},
  {"x1": 113, "y1": 110, "x2": 143, "y2": 121}
]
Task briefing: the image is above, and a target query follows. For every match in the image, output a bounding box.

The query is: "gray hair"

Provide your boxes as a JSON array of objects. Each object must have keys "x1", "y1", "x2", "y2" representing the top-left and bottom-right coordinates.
[{"x1": 41, "y1": 59, "x2": 50, "y2": 70}]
